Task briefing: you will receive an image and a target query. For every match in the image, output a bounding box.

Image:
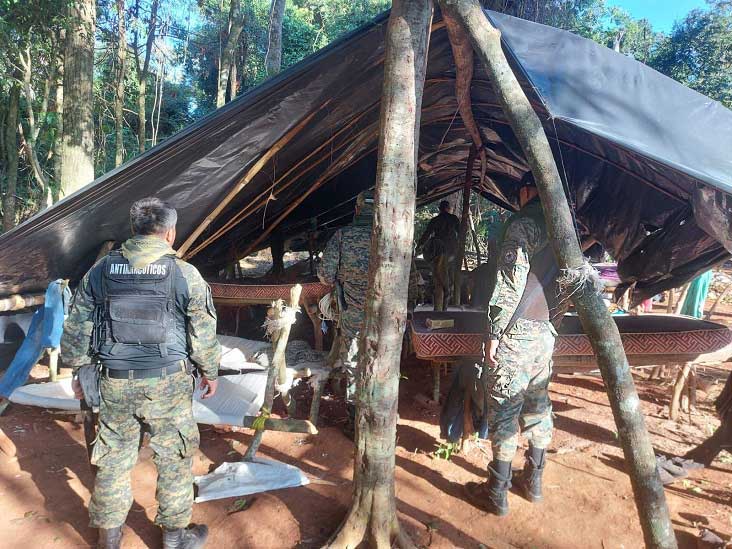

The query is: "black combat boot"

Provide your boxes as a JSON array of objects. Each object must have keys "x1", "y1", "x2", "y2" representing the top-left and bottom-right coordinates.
[
  {"x1": 515, "y1": 446, "x2": 546, "y2": 503},
  {"x1": 162, "y1": 524, "x2": 209, "y2": 549},
  {"x1": 97, "y1": 526, "x2": 123, "y2": 549},
  {"x1": 465, "y1": 459, "x2": 512, "y2": 516}
]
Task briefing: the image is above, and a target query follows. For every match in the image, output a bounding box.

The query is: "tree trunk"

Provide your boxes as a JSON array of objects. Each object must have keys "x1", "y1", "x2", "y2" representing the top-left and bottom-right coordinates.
[
  {"x1": 53, "y1": 30, "x2": 64, "y2": 203},
  {"x1": 60, "y1": 0, "x2": 96, "y2": 197},
  {"x1": 114, "y1": 0, "x2": 127, "y2": 167},
  {"x1": 265, "y1": 0, "x2": 286, "y2": 76},
  {"x1": 3, "y1": 85, "x2": 20, "y2": 232},
  {"x1": 134, "y1": 0, "x2": 159, "y2": 153},
  {"x1": 18, "y1": 47, "x2": 53, "y2": 205},
  {"x1": 441, "y1": 2, "x2": 677, "y2": 548},
  {"x1": 217, "y1": 0, "x2": 245, "y2": 108},
  {"x1": 325, "y1": 1, "x2": 433, "y2": 548}
]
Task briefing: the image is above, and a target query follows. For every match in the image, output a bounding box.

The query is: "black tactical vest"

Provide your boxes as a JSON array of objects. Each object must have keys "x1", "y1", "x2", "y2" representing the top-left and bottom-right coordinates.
[
  {"x1": 94, "y1": 251, "x2": 187, "y2": 364},
  {"x1": 513, "y1": 243, "x2": 561, "y2": 323}
]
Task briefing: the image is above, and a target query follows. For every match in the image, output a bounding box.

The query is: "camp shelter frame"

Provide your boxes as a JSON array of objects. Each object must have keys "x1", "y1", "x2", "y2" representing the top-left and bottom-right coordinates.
[{"x1": 0, "y1": 9, "x2": 730, "y2": 301}]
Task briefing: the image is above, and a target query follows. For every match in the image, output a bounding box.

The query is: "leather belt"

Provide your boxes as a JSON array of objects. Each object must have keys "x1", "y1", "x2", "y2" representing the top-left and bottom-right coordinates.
[{"x1": 102, "y1": 360, "x2": 187, "y2": 380}]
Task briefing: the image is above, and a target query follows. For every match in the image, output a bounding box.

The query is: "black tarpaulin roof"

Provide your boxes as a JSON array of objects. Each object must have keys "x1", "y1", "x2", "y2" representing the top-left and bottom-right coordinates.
[{"x1": 0, "y1": 10, "x2": 731, "y2": 300}]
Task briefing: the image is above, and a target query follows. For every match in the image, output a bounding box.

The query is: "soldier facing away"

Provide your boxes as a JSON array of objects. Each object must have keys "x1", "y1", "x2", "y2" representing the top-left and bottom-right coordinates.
[
  {"x1": 465, "y1": 172, "x2": 562, "y2": 517},
  {"x1": 62, "y1": 197, "x2": 221, "y2": 549},
  {"x1": 416, "y1": 200, "x2": 460, "y2": 310},
  {"x1": 317, "y1": 190, "x2": 375, "y2": 438}
]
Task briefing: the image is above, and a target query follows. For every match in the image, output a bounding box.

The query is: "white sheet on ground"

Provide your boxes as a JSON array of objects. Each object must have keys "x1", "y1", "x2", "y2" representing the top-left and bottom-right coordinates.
[
  {"x1": 10, "y1": 373, "x2": 269, "y2": 426},
  {"x1": 9, "y1": 377, "x2": 81, "y2": 411},
  {"x1": 194, "y1": 458, "x2": 309, "y2": 503},
  {"x1": 192, "y1": 372, "x2": 267, "y2": 425},
  {"x1": 9, "y1": 335, "x2": 326, "y2": 420}
]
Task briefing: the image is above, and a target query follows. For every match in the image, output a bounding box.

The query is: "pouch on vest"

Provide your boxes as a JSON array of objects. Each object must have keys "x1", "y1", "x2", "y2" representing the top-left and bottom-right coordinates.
[{"x1": 99, "y1": 253, "x2": 175, "y2": 350}]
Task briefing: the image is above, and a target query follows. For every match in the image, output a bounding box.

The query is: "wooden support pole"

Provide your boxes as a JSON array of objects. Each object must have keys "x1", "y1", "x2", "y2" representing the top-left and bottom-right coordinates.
[
  {"x1": 440, "y1": 2, "x2": 676, "y2": 547},
  {"x1": 705, "y1": 281, "x2": 732, "y2": 320},
  {"x1": 453, "y1": 146, "x2": 476, "y2": 305},
  {"x1": 47, "y1": 348, "x2": 60, "y2": 382},
  {"x1": 675, "y1": 282, "x2": 692, "y2": 315},
  {"x1": 670, "y1": 362, "x2": 692, "y2": 421},
  {"x1": 243, "y1": 284, "x2": 302, "y2": 461}
]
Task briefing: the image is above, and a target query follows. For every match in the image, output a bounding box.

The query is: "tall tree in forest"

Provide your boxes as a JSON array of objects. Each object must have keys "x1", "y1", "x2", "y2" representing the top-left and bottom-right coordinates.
[
  {"x1": 651, "y1": 3, "x2": 732, "y2": 108},
  {"x1": 133, "y1": 0, "x2": 159, "y2": 153},
  {"x1": 3, "y1": 85, "x2": 21, "y2": 231},
  {"x1": 216, "y1": 0, "x2": 245, "y2": 108},
  {"x1": 114, "y1": 0, "x2": 127, "y2": 167},
  {"x1": 326, "y1": 0, "x2": 433, "y2": 547},
  {"x1": 60, "y1": 0, "x2": 96, "y2": 197},
  {"x1": 265, "y1": 0, "x2": 286, "y2": 76}
]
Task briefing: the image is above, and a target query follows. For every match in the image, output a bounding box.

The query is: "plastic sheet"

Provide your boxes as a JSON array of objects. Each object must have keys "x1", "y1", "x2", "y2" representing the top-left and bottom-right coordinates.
[
  {"x1": 194, "y1": 458, "x2": 309, "y2": 503},
  {"x1": 0, "y1": 10, "x2": 730, "y2": 301}
]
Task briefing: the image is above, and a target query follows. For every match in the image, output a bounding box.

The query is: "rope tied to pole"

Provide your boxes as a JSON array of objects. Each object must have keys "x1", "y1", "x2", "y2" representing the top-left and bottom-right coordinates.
[
  {"x1": 557, "y1": 259, "x2": 603, "y2": 301},
  {"x1": 263, "y1": 304, "x2": 300, "y2": 338}
]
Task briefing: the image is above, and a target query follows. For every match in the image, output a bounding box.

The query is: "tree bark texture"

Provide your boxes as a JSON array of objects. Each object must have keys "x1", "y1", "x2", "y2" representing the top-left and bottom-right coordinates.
[
  {"x1": 134, "y1": 0, "x2": 158, "y2": 153},
  {"x1": 53, "y1": 31, "x2": 65, "y2": 202},
  {"x1": 440, "y1": 2, "x2": 677, "y2": 548},
  {"x1": 60, "y1": 0, "x2": 96, "y2": 198},
  {"x1": 325, "y1": 1, "x2": 433, "y2": 547},
  {"x1": 3, "y1": 85, "x2": 20, "y2": 232},
  {"x1": 265, "y1": 0, "x2": 286, "y2": 76},
  {"x1": 217, "y1": 0, "x2": 245, "y2": 108},
  {"x1": 114, "y1": 0, "x2": 127, "y2": 167}
]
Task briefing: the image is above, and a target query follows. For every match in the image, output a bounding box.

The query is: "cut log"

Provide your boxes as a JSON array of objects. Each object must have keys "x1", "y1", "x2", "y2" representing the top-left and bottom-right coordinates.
[
  {"x1": 440, "y1": 2, "x2": 676, "y2": 547},
  {"x1": 0, "y1": 293, "x2": 45, "y2": 312},
  {"x1": 243, "y1": 284, "x2": 302, "y2": 461}
]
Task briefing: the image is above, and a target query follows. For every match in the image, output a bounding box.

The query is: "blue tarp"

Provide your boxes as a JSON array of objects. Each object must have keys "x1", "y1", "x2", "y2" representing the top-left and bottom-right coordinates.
[{"x1": 0, "y1": 280, "x2": 71, "y2": 398}]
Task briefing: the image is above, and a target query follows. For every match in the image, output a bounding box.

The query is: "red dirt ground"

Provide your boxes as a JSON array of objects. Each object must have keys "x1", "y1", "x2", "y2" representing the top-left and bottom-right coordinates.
[
  {"x1": 0, "y1": 356, "x2": 730, "y2": 549},
  {"x1": 1, "y1": 289, "x2": 731, "y2": 548}
]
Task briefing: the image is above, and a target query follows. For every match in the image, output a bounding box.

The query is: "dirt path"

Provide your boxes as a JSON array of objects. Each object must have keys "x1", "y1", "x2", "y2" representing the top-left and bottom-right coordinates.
[{"x1": 0, "y1": 357, "x2": 730, "y2": 548}]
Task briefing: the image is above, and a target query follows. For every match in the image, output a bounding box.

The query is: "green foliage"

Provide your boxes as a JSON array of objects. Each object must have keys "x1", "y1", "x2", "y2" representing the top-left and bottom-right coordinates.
[
  {"x1": 650, "y1": 4, "x2": 732, "y2": 108},
  {"x1": 1, "y1": 0, "x2": 731, "y2": 232},
  {"x1": 432, "y1": 441, "x2": 460, "y2": 461}
]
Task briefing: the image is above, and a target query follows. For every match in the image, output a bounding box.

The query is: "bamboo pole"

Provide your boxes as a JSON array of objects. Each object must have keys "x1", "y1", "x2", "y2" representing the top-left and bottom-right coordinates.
[
  {"x1": 182, "y1": 104, "x2": 378, "y2": 260},
  {"x1": 441, "y1": 2, "x2": 676, "y2": 547},
  {"x1": 177, "y1": 105, "x2": 329, "y2": 258},
  {"x1": 243, "y1": 284, "x2": 302, "y2": 461}
]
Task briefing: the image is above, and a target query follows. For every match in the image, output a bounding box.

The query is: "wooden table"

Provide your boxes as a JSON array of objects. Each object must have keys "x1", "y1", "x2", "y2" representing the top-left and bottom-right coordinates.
[
  {"x1": 209, "y1": 281, "x2": 332, "y2": 351},
  {"x1": 409, "y1": 311, "x2": 732, "y2": 399}
]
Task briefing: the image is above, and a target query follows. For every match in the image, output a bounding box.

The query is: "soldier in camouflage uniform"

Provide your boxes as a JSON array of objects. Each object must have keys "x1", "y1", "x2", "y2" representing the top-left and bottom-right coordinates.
[
  {"x1": 62, "y1": 197, "x2": 221, "y2": 549},
  {"x1": 317, "y1": 190, "x2": 375, "y2": 437},
  {"x1": 416, "y1": 200, "x2": 460, "y2": 311},
  {"x1": 465, "y1": 173, "x2": 561, "y2": 517}
]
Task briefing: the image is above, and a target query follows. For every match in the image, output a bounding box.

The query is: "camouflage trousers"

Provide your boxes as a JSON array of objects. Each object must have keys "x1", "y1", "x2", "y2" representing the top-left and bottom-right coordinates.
[
  {"x1": 326, "y1": 328, "x2": 360, "y2": 405},
  {"x1": 484, "y1": 319, "x2": 555, "y2": 462},
  {"x1": 89, "y1": 369, "x2": 199, "y2": 529}
]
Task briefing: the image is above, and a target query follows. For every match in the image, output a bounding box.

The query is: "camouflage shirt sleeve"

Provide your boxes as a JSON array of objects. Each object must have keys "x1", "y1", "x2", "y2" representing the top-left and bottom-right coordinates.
[
  {"x1": 317, "y1": 230, "x2": 341, "y2": 285},
  {"x1": 61, "y1": 271, "x2": 97, "y2": 371},
  {"x1": 177, "y1": 260, "x2": 221, "y2": 380},
  {"x1": 488, "y1": 216, "x2": 542, "y2": 338}
]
